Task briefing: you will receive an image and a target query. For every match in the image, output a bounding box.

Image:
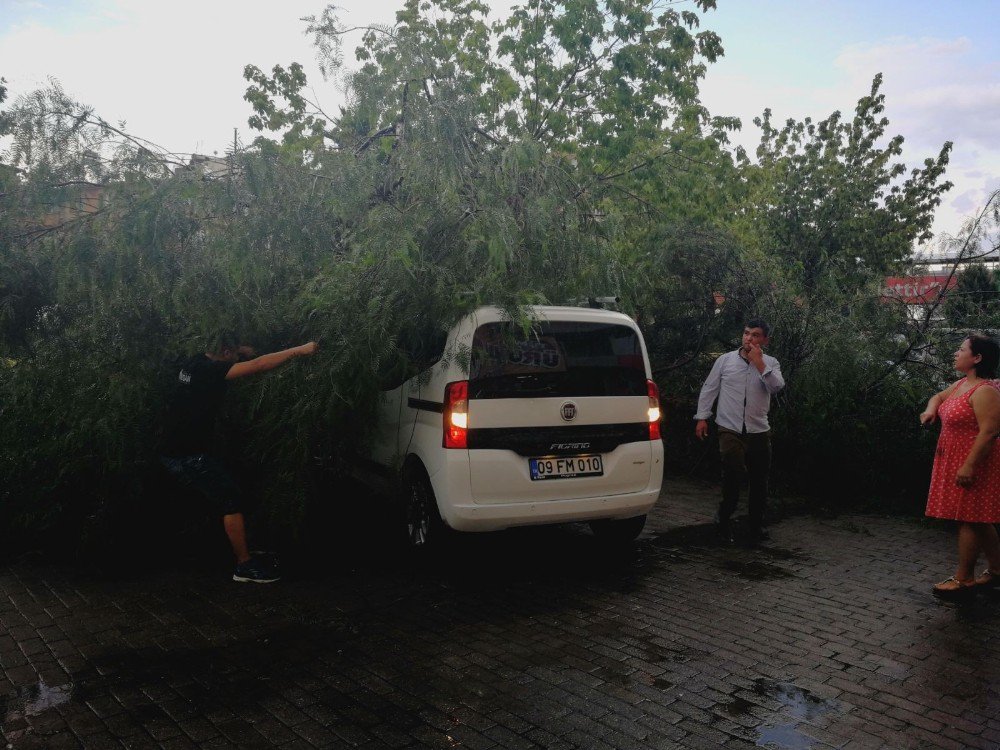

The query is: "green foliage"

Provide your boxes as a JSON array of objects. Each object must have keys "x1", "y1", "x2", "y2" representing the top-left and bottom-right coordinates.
[
  {"x1": 244, "y1": 0, "x2": 732, "y2": 162},
  {"x1": 494, "y1": 0, "x2": 723, "y2": 151},
  {"x1": 943, "y1": 263, "x2": 1000, "y2": 330},
  {"x1": 767, "y1": 284, "x2": 940, "y2": 507},
  {"x1": 0, "y1": 76, "x2": 8, "y2": 132},
  {"x1": 3, "y1": 25, "x2": 684, "y2": 550},
  {"x1": 648, "y1": 79, "x2": 954, "y2": 508},
  {"x1": 744, "y1": 75, "x2": 951, "y2": 298},
  {"x1": 722, "y1": 76, "x2": 952, "y2": 373},
  {"x1": 0, "y1": 2, "x2": 966, "y2": 556}
]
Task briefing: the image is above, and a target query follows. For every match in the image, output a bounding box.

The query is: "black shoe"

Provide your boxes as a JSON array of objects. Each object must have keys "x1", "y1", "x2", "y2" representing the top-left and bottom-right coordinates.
[{"x1": 233, "y1": 558, "x2": 280, "y2": 584}]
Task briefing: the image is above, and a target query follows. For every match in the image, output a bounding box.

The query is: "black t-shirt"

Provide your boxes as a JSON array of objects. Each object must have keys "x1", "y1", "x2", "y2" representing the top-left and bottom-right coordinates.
[{"x1": 161, "y1": 354, "x2": 234, "y2": 457}]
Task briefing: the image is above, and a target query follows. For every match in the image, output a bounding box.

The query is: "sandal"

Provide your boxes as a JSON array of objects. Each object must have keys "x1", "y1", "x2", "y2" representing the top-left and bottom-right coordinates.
[
  {"x1": 974, "y1": 569, "x2": 1000, "y2": 589},
  {"x1": 932, "y1": 576, "x2": 977, "y2": 600}
]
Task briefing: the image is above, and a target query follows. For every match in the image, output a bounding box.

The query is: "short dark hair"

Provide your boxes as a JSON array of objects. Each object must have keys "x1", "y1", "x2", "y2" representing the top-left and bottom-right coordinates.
[
  {"x1": 745, "y1": 319, "x2": 771, "y2": 338},
  {"x1": 967, "y1": 333, "x2": 999, "y2": 379}
]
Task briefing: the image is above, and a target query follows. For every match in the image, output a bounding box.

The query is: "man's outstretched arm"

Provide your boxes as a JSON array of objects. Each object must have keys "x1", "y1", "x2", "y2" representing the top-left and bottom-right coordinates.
[{"x1": 225, "y1": 342, "x2": 318, "y2": 380}]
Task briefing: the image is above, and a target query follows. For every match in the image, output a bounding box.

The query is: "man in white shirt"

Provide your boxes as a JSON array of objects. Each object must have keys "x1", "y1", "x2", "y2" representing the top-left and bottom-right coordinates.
[{"x1": 694, "y1": 320, "x2": 785, "y2": 542}]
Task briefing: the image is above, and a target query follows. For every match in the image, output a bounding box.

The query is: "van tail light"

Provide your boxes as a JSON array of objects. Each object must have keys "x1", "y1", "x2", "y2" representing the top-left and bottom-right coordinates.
[
  {"x1": 444, "y1": 380, "x2": 469, "y2": 449},
  {"x1": 647, "y1": 379, "x2": 662, "y2": 440}
]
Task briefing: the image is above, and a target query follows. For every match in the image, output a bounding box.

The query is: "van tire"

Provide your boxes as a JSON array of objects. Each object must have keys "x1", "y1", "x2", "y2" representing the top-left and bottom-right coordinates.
[
  {"x1": 589, "y1": 514, "x2": 646, "y2": 544},
  {"x1": 402, "y1": 467, "x2": 446, "y2": 549}
]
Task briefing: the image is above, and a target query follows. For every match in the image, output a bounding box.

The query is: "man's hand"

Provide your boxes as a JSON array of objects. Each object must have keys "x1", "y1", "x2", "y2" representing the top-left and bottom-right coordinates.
[
  {"x1": 695, "y1": 420, "x2": 709, "y2": 440},
  {"x1": 956, "y1": 464, "x2": 975, "y2": 488},
  {"x1": 298, "y1": 341, "x2": 318, "y2": 356},
  {"x1": 746, "y1": 343, "x2": 766, "y2": 372}
]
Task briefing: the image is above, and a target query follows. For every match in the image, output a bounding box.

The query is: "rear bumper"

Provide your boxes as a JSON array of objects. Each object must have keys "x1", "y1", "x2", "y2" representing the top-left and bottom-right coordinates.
[{"x1": 438, "y1": 486, "x2": 662, "y2": 532}]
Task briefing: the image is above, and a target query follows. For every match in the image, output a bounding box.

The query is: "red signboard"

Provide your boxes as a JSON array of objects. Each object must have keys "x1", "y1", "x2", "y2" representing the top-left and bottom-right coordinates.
[{"x1": 883, "y1": 275, "x2": 957, "y2": 304}]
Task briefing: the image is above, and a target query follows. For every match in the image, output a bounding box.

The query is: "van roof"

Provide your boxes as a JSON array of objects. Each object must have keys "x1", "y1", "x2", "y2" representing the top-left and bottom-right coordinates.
[{"x1": 471, "y1": 305, "x2": 637, "y2": 327}]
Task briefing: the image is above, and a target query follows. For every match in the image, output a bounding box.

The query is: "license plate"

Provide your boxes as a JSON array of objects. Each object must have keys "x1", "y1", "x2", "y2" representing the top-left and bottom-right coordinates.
[{"x1": 529, "y1": 454, "x2": 603, "y2": 480}]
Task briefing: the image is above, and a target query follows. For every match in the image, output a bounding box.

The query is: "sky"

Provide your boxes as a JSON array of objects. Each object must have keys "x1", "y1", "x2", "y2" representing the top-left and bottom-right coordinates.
[{"x1": 1, "y1": 0, "x2": 998, "y2": 245}]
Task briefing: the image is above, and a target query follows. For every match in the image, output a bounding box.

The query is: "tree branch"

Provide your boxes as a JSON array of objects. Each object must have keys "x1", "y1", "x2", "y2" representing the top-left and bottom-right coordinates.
[
  {"x1": 864, "y1": 188, "x2": 1000, "y2": 393},
  {"x1": 353, "y1": 125, "x2": 397, "y2": 156},
  {"x1": 48, "y1": 109, "x2": 183, "y2": 172},
  {"x1": 14, "y1": 207, "x2": 110, "y2": 246}
]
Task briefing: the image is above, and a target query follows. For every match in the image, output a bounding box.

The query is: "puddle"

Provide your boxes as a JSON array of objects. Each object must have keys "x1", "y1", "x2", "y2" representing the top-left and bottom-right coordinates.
[
  {"x1": 720, "y1": 696, "x2": 754, "y2": 717},
  {"x1": 750, "y1": 679, "x2": 836, "y2": 749},
  {"x1": 719, "y1": 559, "x2": 794, "y2": 581},
  {"x1": 590, "y1": 666, "x2": 630, "y2": 686},
  {"x1": 642, "y1": 642, "x2": 706, "y2": 664},
  {"x1": 1, "y1": 679, "x2": 75, "y2": 743},
  {"x1": 0, "y1": 679, "x2": 74, "y2": 720},
  {"x1": 757, "y1": 722, "x2": 815, "y2": 748}
]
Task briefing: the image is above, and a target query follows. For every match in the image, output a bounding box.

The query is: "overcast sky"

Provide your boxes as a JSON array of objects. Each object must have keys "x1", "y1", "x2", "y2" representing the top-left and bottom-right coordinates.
[{"x1": 2, "y1": 0, "x2": 997, "y2": 244}]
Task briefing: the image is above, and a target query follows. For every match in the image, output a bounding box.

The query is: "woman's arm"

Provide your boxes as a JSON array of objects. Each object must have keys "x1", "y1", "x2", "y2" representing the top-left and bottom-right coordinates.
[
  {"x1": 956, "y1": 386, "x2": 1000, "y2": 487},
  {"x1": 920, "y1": 380, "x2": 962, "y2": 425}
]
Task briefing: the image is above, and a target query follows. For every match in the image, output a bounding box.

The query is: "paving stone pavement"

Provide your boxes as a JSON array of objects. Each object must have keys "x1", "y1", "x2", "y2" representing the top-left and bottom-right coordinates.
[{"x1": 1, "y1": 475, "x2": 999, "y2": 749}]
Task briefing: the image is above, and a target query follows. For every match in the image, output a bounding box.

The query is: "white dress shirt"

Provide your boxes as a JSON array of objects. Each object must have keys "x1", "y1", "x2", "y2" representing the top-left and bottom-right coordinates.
[{"x1": 694, "y1": 349, "x2": 784, "y2": 434}]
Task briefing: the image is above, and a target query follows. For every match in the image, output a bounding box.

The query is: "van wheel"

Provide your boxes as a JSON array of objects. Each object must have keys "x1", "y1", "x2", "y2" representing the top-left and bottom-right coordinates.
[
  {"x1": 403, "y1": 469, "x2": 445, "y2": 548},
  {"x1": 589, "y1": 515, "x2": 647, "y2": 544}
]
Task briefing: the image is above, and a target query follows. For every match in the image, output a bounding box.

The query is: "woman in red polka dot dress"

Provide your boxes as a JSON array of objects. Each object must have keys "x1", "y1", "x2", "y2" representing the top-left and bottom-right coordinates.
[{"x1": 921, "y1": 334, "x2": 1000, "y2": 599}]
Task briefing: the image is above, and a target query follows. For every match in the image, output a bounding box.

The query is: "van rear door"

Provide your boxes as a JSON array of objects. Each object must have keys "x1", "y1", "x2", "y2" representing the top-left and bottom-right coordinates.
[{"x1": 466, "y1": 319, "x2": 654, "y2": 504}]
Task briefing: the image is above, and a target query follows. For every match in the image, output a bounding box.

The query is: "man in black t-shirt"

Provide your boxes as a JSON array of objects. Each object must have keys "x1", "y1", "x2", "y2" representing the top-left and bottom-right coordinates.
[{"x1": 161, "y1": 333, "x2": 318, "y2": 583}]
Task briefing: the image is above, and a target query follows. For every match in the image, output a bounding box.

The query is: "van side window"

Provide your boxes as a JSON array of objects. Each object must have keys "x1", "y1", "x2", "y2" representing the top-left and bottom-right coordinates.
[
  {"x1": 412, "y1": 327, "x2": 448, "y2": 372},
  {"x1": 379, "y1": 324, "x2": 449, "y2": 390}
]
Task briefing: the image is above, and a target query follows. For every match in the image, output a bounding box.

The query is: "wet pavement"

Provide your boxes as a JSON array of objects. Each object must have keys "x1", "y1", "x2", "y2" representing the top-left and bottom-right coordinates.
[{"x1": 2, "y1": 476, "x2": 999, "y2": 749}]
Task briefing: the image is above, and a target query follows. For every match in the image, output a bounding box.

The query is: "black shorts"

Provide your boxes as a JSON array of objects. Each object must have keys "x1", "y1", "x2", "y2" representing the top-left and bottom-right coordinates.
[{"x1": 159, "y1": 454, "x2": 243, "y2": 516}]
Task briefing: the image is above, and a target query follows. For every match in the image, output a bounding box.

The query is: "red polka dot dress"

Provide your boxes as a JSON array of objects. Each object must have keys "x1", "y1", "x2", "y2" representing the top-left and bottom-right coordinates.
[{"x1": 925, "y1": 379, "x2": 1000, "y2": 523}]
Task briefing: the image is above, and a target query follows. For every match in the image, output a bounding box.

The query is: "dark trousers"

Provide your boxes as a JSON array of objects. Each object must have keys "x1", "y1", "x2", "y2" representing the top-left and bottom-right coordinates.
[
  {"x1": 718, "y1": 427, "x2": 772, "y2": 529},
  {"x1": 159, "y1": 454, "x2": 244, "y2": 516}
]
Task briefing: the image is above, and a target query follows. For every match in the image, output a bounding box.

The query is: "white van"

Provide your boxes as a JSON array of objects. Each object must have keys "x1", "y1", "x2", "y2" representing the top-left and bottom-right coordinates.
[{"x1": 371, "y1": 305, "x2": 664, "y2": 546}]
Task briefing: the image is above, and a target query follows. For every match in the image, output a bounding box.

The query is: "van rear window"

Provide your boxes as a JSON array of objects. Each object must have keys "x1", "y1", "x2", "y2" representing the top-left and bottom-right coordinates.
[{"x1": 469, "y1": 321, "x2": 646, "y2": 398}]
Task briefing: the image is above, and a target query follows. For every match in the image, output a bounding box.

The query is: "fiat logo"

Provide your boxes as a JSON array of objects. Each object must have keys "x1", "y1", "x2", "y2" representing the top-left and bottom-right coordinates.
[{"x1": 560, "y1": 401, "x2": 577, "y2": 421}]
